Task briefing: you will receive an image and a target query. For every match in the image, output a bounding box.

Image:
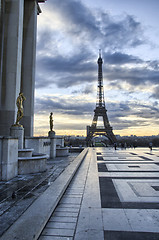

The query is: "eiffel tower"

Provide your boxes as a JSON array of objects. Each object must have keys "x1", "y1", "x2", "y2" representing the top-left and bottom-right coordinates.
[{"x1": 87, "y1": 50, "x2": 117, "y2": 145}]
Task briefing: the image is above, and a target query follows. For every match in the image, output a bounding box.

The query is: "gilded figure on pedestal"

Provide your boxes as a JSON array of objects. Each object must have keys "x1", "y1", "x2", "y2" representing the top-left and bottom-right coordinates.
[
  {"x1": 50, "y1": 112, "x2": 54, "y2": 132},
  {"x1": 15, "y1": 92, "x2": 26, "y2": 127}
]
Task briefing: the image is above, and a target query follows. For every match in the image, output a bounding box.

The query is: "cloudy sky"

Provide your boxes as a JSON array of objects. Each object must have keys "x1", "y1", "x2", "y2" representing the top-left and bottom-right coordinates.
[{"x1": 35, "y1": 0, "x2": 159, "y2": 137}]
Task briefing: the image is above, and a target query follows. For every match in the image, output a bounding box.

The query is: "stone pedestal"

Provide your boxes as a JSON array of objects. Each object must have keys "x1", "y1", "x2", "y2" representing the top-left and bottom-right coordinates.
[
  {"x1": 48, "y1": 131, "x2": 55, "y2": 138},
  {"x1": 10, "y1": 125, "x2": 24, "y2": 149},
  {"x1": 48, "y1": 131, "x2": 56, "y2": 159},
  {"x1": 50, "y1": 138, "x2": 56, "y2": 159},
  {"x1": 0, "y1": 136, "x2": 18, "y2": 181}
]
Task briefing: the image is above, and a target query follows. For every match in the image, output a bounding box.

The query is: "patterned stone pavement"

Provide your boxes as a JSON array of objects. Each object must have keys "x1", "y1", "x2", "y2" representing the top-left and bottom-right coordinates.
[{"x1": 39, "y1": 147, "x2": 159, "y2": 240}]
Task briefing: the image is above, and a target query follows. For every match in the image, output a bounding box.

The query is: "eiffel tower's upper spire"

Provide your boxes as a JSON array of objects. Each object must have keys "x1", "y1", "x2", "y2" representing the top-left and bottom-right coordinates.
[
  {"x1": 97, "y1": 50, "x2": 105, "y2": 108},
  {"x1": 98, "y1": 49, "x2": 103, "y2": 64}
]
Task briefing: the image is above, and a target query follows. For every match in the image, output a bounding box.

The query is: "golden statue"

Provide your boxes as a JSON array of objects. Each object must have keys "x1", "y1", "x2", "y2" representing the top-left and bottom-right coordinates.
[
  {"x1": 49, "y1": 112, "x2": 54, "y2": 131},
  {"x1": 15, "y1": 92, "x2": 26, "y2": 127}
]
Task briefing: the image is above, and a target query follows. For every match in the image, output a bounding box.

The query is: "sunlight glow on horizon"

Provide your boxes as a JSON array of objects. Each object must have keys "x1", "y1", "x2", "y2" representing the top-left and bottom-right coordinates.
[{"x1": 34, "y1": 112, "x2": 159, "y2": 137}]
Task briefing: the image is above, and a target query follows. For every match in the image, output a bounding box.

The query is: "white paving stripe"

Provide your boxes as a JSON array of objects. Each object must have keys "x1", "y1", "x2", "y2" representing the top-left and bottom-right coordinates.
[{"x1": 98, "y1": 172, "x2": 159, "y2": 177}]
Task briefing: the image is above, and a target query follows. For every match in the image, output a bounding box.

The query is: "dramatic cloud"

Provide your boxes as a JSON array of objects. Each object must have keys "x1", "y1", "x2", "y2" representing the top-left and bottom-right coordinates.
[
  {"x1": 35, "y1": 96, "x2": 94, "y2": 116},
  {"x1": 103, "y1": 52, "x2": 142, "y2": 65},
  {"x1": 99, "y1": 13, "x2": 144, "y2": 50},
  {"x1": 42, "y1": 0, "x2": 145, "y2": 49},
  {"x1": 72, "y1": 84, "x2": 95, "y2": 95},
  {"x1": 36, "y1": 48, "x2": 159, "y2": 90},
  {"x1": 36, "y1": 0, "x2": 159, "y2": 91},
  {"x1": 105, "y1": 64, "x2": 159, "y2": 87},
  {"x1": 35, "y1": 0, "x2": 159, "y2": 136},
  {"x1": 151, "y1": 86, "x2": 159, "y2": 99}
]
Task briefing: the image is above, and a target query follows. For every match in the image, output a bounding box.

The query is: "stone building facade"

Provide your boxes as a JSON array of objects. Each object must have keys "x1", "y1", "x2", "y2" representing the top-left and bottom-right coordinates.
[{"x1": 0, "y1": 0, "x2": 46, "y2": 136}]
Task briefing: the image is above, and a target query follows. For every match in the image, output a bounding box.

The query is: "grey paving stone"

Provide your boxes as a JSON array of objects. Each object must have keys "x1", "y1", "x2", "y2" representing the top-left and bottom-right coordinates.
[
  {"x1": 99, "y1": 177, "x2": 121, "y2": 208},
  {"x1": 60, "y1": 197, "x2": 82, "y2": 204},
  {"x1": 114, "y1": 179, "x2": 159, "y2": 203},
  {"x1": 124, "y1": 209, "x2": 159, "y2": 232},
  {"x1": 101, "y1": 161, "x2": 154, "y2": 164},
  {"x1": 104, "y1": 230, "x2": 159, "y2": 240},
  {"x1": 102, "y1": 208, "x2": 132, "y2": 231},
  {"x1": 49, "y1": 216, "x2": 77, "y2": 223},
  {"x1": 42, "y1": 228, "x2": 74, "y2": 237},
  {"x1": 152, "y1": 186, "x2": 159, "y2": 191},
  {"x1": 98, "y1": 172, "x2": 159, "y2": 178},
  {"x1": 106, "y1": 163, "x2": 159, "y2": 171},
  {"x1": 75, "y1": 207, "x2": 104, "y2": 232},
  {"x1": 53, "y1": 211, "x2": 79, "y2": 217},
  {"x1": 66, "y1": 187, "x2": 83, "y2": 191},
  {"x1": 63, "y1": 194, "x2": 82, "y2": 198},
  {"x1": 98, "y1": 163, "x2": 108, "y2": 172},
  {"x1": 65, "y1": 190, "x2": 83, "y2": 195},
  {"x1": 39, "y1": 235, "x2": 73, "y2": 240},
  {"x1": 55, "y1": 207, "x2": 79, "y2": 213},
  {"x1": 68, "y1": 185, "x2": 84, "y2": 189},
  {"x1": 58, "y1": 203, "x2": 80, "y2": 208},
  {"x1": 46, "y1": 221, "x2": 76, "y2": 229},
  {"x1": 75, "y1": 229, "x2": 104, "y2": 240}
]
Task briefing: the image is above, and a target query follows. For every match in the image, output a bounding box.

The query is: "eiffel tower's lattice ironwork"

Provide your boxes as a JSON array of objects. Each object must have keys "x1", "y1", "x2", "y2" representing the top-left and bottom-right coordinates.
[{"x1": 87, "y1": 51, "x2": 117, "y2": 145}]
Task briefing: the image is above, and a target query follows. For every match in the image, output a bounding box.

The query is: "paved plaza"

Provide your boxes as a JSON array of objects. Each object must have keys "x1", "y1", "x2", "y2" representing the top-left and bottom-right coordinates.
[
  {"x1": 1, "y1": 147, "x2": 159, "y2": 240},
  {"x1": 39, "y1": 147, "x2": 159, "y2": 240}
]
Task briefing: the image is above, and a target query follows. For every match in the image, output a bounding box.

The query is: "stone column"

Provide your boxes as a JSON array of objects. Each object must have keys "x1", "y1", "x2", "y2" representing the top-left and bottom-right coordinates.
[
  {"x1": 21, "y1": 0, "x2": 38, "y2": 136},
  {"x1": 0, "y1": 0, "x2": 24, "y2": 136},
  {"x1": 0, "y1": 0, "x2": 5, "y2": 83}
]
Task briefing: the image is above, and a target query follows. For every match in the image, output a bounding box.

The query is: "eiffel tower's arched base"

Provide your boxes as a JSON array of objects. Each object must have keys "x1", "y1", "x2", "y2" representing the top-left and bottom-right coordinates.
[{"x1": 86, "y1": 126, "x2": 117, "y2": 146}]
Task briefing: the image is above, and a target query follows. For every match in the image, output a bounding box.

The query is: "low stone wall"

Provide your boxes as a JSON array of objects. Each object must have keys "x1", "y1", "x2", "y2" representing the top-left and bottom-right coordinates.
[
  {"x1": 56, "y1": 137, "x2": 64, "y2": 147},
  {"x1": 25, "y1": 137, "x2": 51, "y2": 155},
  {"x1": 0, "y1": 135, "x2": 65, "y2": 181},
  {"x1": 56, "y1": 147, "x2": 69, "y2": 157},
  {"x1": 0, "y1": 136, "x2": 18, "y2": 181},
  {"x1": 69, "y1": 147, "x2": 84, "y2": 153},
  {"x1": 18, "y1": 148, "x2": 34, "y2": 157},
  {"x1": 25, "y1": 136, "x2": 64, "y2": 158},
  {"x1": 18, "y1": 153, "x2": 47, "y2": 175}
]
